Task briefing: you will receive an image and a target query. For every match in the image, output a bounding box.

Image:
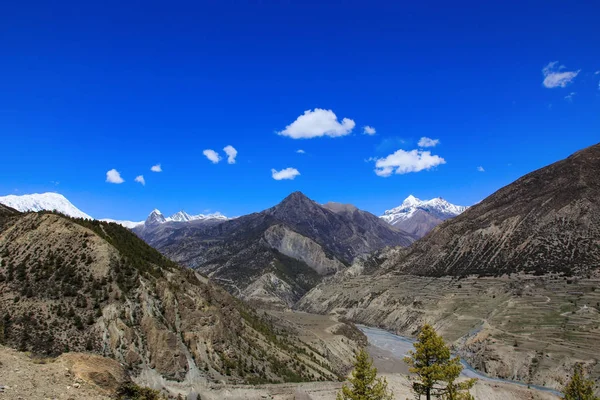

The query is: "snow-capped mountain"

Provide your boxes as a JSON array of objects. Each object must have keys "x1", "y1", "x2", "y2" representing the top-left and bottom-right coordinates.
[
  {"x1": 380, "y1": 195, "x2": 468, "y2": 238},
  {"x1": 99, "y1": 219, "x2": 144, "y2": 229},
  {"x1": 144, "y1": 209, "x2": 228, "y2": 226},
  {"x1": 0, "y1": 192, "x2": 93, "y2": 219}
]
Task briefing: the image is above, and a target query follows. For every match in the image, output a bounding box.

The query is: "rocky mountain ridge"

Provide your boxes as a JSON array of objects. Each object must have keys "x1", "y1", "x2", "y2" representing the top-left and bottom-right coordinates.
[
  {"x1": 378, "y1": 143, "x2": 600, "y2": 277},
  {"x1": 137, "y1": 192, "x2": 416, "y2": 308}
]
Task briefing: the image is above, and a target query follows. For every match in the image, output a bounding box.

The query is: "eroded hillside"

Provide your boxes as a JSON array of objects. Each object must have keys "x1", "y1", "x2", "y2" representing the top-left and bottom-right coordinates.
[{"x1": 0, "y1": 210, "x2": 364, "y2": 393}]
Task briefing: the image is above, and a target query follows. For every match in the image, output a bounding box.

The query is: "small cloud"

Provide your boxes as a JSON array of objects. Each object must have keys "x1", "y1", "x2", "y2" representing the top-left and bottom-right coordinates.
[
  {"x1": 372, "y1": 149, "x2": 446, "y2": 177},
  {"x1": 564, "y1": 92, "x2": 576, "y2": 102},
  {"x1": 203, "y1": 149, "x2": 221, "y2": 164},
  {"x1": 223, "y1": 145, "x2": 238, "y2": 164},
  {"x1": 363, "y1": 126, "x2": 376, "y2": 135},
  {"x1": 296, "y1": 149, "x2": 306, "y2": 154},
  {"x1": 278, "y1": 108, "x2": 355, "y2": 139},
  {"x1": 418, "y1": 137, "x2": 440, "y2": 148},
  {"x1": 50, "y1": 181, "x2": 60, "y2": 186},
  {"x1": 135, "y1": 175, "x2": 146, "y2": 185},
  {"x1": 542, "y1": 61, "x2": 580, "y2": 88},
  {"x1": 151, "y1": 164, "x2": 162, "y2": 172},
  {"x1": 271, "y1": 167, "x2": 300, "y2": 180},
  {"x1": 106, "y1": 169, "x2": 125, "y2": 184},
  {"x1": 477, "y1": 166, "x2": 485, "y2": 172},
  {"x1": 595, "y1": 71, "x2": 600, "y2": 75}
]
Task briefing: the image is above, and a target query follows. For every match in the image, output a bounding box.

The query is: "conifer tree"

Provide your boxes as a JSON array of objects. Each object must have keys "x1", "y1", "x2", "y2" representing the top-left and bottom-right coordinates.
[
  {"x1": 337, "y1": 348, "x2": 393, "y2": 400},
  {"x1": 563, "y1": 364, "x2": 598, "y2": 400},
  {"x1": 404, "y1": 324, "x2": 476, "y2": 400}
]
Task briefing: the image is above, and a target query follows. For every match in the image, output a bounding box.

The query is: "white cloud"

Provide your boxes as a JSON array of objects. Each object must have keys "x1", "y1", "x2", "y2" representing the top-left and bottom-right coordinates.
[
  {"x1": 477, "y1": 166, "x2": 485, "y2": 172},
  {"x1": 595, "y1": 71, "x2": 600, "y2": 75},
  {"x1": 564, "y1": 92, "x2": 576, "y2": 102},
  {"x1": 296, "y1": 149, "x2": 306, "y2": 154},
  {"x1": 151, "y1": 164, "x2": 162, "y2": 172},
  {"x1": 223, "y1": 145, "x2": 238, "y2": 164},
  {"x1": 135, "y1": 175, "x2": 146, "y2": 185},
  {"x1": 278, "y1": 108, "x2": 355, "y2": 139},
  {"x1": 106, "y1": 169, "x2": 125, "y2": 184},
  {"x1": 271, "y1": 167, "x2": 300, "y2": 180},
  {"x1": 203, "y1": 149, "x2": 221, "y2": 164},
  {"x1": 542, "y1": 61, "x2": 580, "y2": 88},
  {"x1": 372, "y1": 149, "x2": 446, "y2": 177},
  {"x1": 363, "y1": 126, "x2": 376, "y2": 135},
  {"x1": 418, "y1": 137, "x2": 440, "y2": 147}
]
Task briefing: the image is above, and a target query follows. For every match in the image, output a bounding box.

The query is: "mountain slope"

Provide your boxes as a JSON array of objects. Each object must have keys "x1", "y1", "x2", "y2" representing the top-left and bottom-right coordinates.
[
  {"x1": 296, "y1": 144, "x2": 600, "y2": 390},
  {"x1": 0, "y1": 210, "x2": 360, "y2": 392},
  {"x1": 380, "y1": 143, "x2": 600, "y2": 277},
  {"x1": 380, "y1": 195, "x2": 467, "y2": 238},
  {"x1": 138, "y1": 192, "x2": 415, "y2": 308},
  {"x1": 0, "y1": 192, "x2": 92, "y2": 219}
]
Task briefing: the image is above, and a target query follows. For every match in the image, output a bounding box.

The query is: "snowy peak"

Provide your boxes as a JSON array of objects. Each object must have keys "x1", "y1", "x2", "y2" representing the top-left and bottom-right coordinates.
[
  {"x1": 0, "y1": 192, "x2": 93, "y2": 220},
  {"x1": 142, "y1": 209, "x2": 229, "y2": 226},
  {"x1": 401, "y1": 195, "x2": 421, "y2": 207},
  {"x1": 380, "y1": 195, "x2": 468, "y2": 238},
  {"x1": 168, "y1": 210, "x2": 193, "y2": 222},
  {"x1": 100, "y1": 219, "x2": 144, "y2": 229},
  {"x1": 146, "y1": 209, "x2": 167, "y2": 225}
]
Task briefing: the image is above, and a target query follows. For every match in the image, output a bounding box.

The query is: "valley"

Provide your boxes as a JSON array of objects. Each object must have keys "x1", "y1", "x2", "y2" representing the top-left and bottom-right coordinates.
[{"x1": 1, "y1": 143, "x2": 599, "y2": 399}]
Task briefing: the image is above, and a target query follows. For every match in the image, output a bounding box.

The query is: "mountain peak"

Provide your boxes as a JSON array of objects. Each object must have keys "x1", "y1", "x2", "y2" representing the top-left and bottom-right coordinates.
[
  {"x1": 168, "y1": 210, "x2": 193, "y2": 222},
  {"x1": 381, "y1": 196, "x2": 468, "y2": 238},
  {"x1": 0, "y1": 192, "x2": 93, "y2": 219},
  {"x1": 402, "y1": 195, "x2": 421, "y2": 206},
  {"x1": 145, "y1": 209, "x2": 166, "y2": 225},
  {"x1": 275, "y1": 191, "x2": 315, "y2": 209}
]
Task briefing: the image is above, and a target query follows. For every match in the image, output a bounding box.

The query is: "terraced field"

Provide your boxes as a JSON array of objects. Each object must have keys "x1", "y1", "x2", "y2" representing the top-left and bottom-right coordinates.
[{"x1": 296, "y1": 273, "x2": 600, "y2": 391}]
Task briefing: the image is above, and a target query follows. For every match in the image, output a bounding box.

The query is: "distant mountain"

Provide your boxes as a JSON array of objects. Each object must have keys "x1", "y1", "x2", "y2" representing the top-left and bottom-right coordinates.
[
  {"x1": 380, "y1": 195, "x2": 467, "y2": 238},
  {"x1": 0, "y1": 192, "x2": 93, "y2": 219},
  {"x1": 380, "y1": 143, "x2": 600, "y2": 277},
  {"x1": 138, "y1": 192, "x2": 416, "y2": 308},
  {"x1": 99, "y1": 218, "x2": 144, "y2": 229}
]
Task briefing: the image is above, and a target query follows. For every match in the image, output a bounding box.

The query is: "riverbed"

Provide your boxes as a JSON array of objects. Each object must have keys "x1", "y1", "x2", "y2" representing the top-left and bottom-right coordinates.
[{"x1": 357, "y1": 325, "x2": 562, "y2": 397}]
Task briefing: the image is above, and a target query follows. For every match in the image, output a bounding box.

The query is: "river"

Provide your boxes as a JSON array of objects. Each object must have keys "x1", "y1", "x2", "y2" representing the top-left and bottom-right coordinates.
[{"x1": 357, "y1": 325, "x2": 562, "y2": 397}]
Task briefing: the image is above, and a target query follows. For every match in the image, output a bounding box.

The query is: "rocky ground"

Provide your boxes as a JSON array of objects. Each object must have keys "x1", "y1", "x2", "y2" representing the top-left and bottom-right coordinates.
[{"x1": 0, "y1": 345, "x2": 126, "y2": 400}]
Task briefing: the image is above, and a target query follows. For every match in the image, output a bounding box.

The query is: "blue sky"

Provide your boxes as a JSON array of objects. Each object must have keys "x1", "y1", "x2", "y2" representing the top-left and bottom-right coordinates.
[{"x1": 1, "y1": 1, "x2": 599, "y2": 220}]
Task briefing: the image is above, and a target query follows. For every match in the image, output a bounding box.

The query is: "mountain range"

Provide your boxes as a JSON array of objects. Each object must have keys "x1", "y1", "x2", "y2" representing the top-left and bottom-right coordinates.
[{"x1": 135, "y1": 192, "x2": 417, "y2": 308}]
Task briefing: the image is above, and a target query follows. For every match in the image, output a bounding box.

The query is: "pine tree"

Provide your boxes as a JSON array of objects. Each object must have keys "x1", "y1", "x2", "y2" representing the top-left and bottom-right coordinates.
[
  {"x1": 404, "y1": 324, "x2": 476, "y2": 400},
  {"x1": 336, "y1": 348, "x2": 393, "y2": 400},
  {"x1": 563, "y1": 364, "x2": 598, "y2": 400}
]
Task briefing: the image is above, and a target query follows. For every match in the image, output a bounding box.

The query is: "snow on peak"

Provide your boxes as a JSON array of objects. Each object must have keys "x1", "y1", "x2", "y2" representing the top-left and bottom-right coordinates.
[
  {"x1": 168, "y1": 211, "x2": 193, "y2": 222},
  {"x1": 401, "y1": 195, "x2": 422, "y2": 207},
  {"x1": 100, "y1": 219, "x2": 144, "y2": 229},
  {"x1": 0, "y1": 192, "x2": 93, "y2": 219},
  {"x1": 143, "y1": 209, "x2": 229, "y2": 225},
  {"x1": 381, "y1": 196, "x2": 467, "y2": 225}
]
